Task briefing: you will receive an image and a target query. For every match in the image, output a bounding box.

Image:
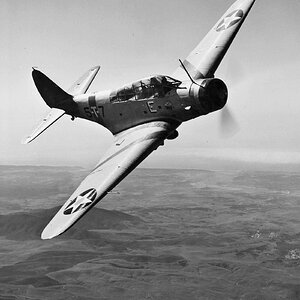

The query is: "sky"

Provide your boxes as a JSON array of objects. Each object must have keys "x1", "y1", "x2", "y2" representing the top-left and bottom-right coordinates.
[{"x1": 1, "y1": 0, "x2": 300, "y2": 170}]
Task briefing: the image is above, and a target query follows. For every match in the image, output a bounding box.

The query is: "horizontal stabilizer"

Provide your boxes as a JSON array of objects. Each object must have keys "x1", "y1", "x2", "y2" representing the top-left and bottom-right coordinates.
[
  {"x1": 24, "y1": 66, "x2": 100, "y2": 144},
  {"x1": 22, "y1": 108, "x2": 65, "y2": 144},
  {"x1": 68, "y1": 66, "x2": 100, "y2": 95}
]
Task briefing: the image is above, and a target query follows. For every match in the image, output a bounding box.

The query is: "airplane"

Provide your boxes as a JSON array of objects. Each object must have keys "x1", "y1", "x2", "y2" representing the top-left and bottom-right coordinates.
[{"x1": 23, "y1": 0, "x2": 256, "y2": 239}]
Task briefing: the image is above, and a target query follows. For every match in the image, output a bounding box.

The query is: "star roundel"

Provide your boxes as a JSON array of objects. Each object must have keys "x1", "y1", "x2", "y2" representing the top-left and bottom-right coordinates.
[
  {"x1": 63, "y1": 188, "x2": 97, "y2": 215},
  {"x1": 216, "y1": 9, "x2": 244, "y2": 32}
]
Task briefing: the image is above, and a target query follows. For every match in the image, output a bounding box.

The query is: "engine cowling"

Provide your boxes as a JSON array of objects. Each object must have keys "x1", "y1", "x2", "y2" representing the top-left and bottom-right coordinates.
[{"x1": 190, "y1": 78, "x2": 228, "y2": 114}]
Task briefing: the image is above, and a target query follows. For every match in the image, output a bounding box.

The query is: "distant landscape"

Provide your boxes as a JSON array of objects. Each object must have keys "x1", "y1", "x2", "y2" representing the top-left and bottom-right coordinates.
[{"x1": 0, "y1": 165, "x2": 299, "y2": 299}]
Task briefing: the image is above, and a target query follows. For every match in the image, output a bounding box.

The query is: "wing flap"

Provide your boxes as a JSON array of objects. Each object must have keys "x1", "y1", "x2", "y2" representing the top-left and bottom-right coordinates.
[
  {"x1": 22, "y1": 108, "x2": 65, "y2": 144},
  {"x1": 41, "y1": 121, "x2": 178, "y2": 239},
  {"x1": 173, "y1": 0, "x2": 255, "y2": 80}
]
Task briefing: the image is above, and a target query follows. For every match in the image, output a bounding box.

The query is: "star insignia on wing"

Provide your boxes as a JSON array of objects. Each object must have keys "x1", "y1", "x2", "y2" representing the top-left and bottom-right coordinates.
[
  {"x1": 216, "y1": 9, "x2": 244, "y2": 32},
  {"x1": 63, "y1": 188, "x2": 97, "y2": 215}
]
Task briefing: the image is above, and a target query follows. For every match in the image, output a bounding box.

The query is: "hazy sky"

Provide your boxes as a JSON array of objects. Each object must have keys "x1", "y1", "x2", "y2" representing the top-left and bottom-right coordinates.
[{"x1": 1, "y1": 0, "x2": 300, "y2": 169}]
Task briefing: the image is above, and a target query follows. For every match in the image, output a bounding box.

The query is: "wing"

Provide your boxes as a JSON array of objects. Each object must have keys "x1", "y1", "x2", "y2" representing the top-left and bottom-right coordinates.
[
  {"x1": 41, "y1": 121, "x2": 179, "y2": 239},
  {"x1": 173, "y1": 0, "x2": 255, "y2": 80},
  {"x1": 22, "y1": 108, "x2": 65, "y2": 144}
]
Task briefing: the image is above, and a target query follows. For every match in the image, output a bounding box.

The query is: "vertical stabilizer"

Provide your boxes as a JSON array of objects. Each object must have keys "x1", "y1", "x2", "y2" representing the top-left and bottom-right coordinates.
[
  {"x1": 23, "y1": 66, "x2": 100, "y2": 144},
  {"x1": 32, "y1": 69, "x2": 77, "y2": 114}
]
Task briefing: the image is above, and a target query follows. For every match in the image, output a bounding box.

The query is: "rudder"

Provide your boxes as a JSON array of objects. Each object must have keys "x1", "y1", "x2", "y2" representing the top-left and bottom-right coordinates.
[{"x1": 32, "y1": 68, "x2": 78, "y2": 115}]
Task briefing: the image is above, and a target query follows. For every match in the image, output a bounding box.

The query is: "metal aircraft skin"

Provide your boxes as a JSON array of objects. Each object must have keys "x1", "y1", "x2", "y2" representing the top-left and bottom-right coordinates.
[{"x1": 23, "y1": 0, "x2": 256, "y2": 239}]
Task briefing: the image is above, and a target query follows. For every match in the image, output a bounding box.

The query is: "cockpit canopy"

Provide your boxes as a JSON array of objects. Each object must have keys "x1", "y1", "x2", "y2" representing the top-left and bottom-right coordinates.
[{"x1": 110, "y1": 75, "x2": 182, "y2": 102}]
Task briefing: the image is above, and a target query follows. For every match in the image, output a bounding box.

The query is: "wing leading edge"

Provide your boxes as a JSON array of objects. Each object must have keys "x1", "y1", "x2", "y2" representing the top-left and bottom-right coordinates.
[{"x1": 41, "y1": 121, "x2": 179, "y2": 239}]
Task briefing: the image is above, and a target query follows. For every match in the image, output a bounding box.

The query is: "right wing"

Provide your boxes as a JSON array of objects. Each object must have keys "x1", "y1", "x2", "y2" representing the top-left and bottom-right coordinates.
[
  {"x1": 173, "y1": 0, "x2": 256, "y2": 80},
  {"x1": 41, "y1": 121, "x2": 179, "y2": 239}
]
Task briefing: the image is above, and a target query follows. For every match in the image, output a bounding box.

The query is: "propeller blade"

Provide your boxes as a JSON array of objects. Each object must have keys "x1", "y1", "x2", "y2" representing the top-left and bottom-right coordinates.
[{"x1": 219, "y1": 106, "x2": 239, "y2": 138}]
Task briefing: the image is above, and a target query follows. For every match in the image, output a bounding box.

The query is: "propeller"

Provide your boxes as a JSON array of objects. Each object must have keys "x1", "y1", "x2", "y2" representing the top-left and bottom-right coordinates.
[
  {"x1": 219, "y1": 105, "x2": 239, "y2": 138},
  {"x1": 218, "y1": 57, "x2": 245, "y2": 138},
  {"x1": 178, "y1": 58, "x2": 241, "y2": 138}
]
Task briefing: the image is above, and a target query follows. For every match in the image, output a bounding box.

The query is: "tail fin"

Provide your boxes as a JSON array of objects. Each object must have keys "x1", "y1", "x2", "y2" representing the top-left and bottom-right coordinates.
[
  {"x1": 32, "y1": 65, "x2": 100, "y2": 112},
  {"x1": 32, "y1": 68, "x2": 77, "y2": 115},
  {"x1": 23, "y1": 66, "x2": 100, "y2": 144},
  {"x1": 173, "y1": 0, "x2": 256, "y2": 80}
]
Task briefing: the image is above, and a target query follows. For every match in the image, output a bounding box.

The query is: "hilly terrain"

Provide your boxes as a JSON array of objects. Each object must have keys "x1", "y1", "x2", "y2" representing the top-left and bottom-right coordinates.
[{"x1": 0, "y1": 166, "x2": 299, "y2": 299}]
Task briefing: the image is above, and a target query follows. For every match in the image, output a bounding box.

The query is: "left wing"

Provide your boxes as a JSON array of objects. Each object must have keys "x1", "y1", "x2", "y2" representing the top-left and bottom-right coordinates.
[{"x1": 41, "y1": 121, "x2": 179, "y2": 239}]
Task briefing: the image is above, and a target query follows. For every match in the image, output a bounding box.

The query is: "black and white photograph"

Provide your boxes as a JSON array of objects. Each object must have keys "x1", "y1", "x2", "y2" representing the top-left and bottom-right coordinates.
[{"x1": 1, "y1": 0, "x2": 300, "y2": 299}]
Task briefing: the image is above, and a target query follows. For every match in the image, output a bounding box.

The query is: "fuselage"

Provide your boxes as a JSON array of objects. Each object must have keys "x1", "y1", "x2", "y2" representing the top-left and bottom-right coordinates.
[{"x1": 73, "y1": 75, "x2": 228, "y2": 135}]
